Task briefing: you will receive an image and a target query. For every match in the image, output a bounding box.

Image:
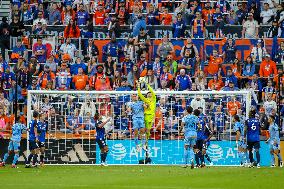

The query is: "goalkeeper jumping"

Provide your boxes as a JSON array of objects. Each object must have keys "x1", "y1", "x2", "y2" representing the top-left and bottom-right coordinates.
[{"x1": 137, "y1": 79, "x2": 156, "y2": 143}]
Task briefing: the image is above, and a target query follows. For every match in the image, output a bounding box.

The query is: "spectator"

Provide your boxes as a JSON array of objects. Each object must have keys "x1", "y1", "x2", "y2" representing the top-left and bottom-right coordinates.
[
  {"x1": 28, "y1": 56, "x2": 41, "y2": 76},
  {"x1": 212, "y1": 8, "x2": 222, "y2": 24},
  {"x1": 225, "y1": 68, "x2": 238, "y2": 87},
  {"x1": 117, "y1": 5, "x2": 129, "y2": 25},
  {"x1": 230, "y1": 58, "x2": 242, "y2": 80},
  {"x1": 259, "y1": 54, "x2": 277, "y2": 78},
  {"x1": 97, "y1": 76, "x2": 112, "y2": 91},
  {"x1": 146, "y1": 4, "x2": 159, "y2": 25},
  {"x1": 45, "y1": 55, "x2": 58, "y2": 73},
  {"x1": 0, "y1": 107, "x2": 9, "y2": 135},
  {"x1": 227, "y1": 96, "x2": 241, "y2": 116},
  {"x1": 262, "y1": 79, "x2": 276, "y2": 101},
  {"x1": 160, "y1": 7, "x2": 172, "y2": 26},
  {"x1": 132, "y1": 13, "x2": 146, "y2": 37},
  {"x1": 37, "y1": 65, "x2": 56, "y2": 89},
  {"x1": 127, "y1": 65, "x2": 140, "y2": 89},
  {"x1": 207, "y1": 49, "x2": 223, "y2": 76},
  {"x1": 0, "y1": 17, "x2": 10, "y2": 57},
  {"x1": 124, "y1": 36, "x2": 135, "y2": 61},
  {"x1": 102, "y1": 36, "x2": 122, "y2": 61},
  {"x1": 13, "y1": 56, "x2": 27, "y2": 73},
  {"x1": 34, "y1": 3, "x2": 48, "y2": 20},
  {"x1": 2, "y1": 67, "x2": 15, "y2": 90},
  {"x1": 208, "y1": 74, "x2": 224, "y2": 90},
  {"x1": 121, "y1": 54, "x2": 134, "y2": 77},
  {"x1": 142, "y1": 69, "x2": 158, "y2": 90},
  {"x1": 214, "y1": 0, "x2": 230, "y2": 13},
  {"x1": 202, "y1": 2, "x2": 215, "y2": 25},
  {"x1": 267, "y1": 20, "x2": 281, "y2": 38},
  {"x1": 156, "y1": 35, "x2": 174, "y2": 61},
  {"x1": 195, "y1": 70, "x2": 207, "y2": 90},
  {"x1": 214, "y1": 15, "x2": 225, "y2": 38},
  {"x1": 104, "y1": 55, "x2": 116, "y2": 77},
  {"x1": 76, "y1": 4, "x2": 90, "y2": 26},
  {"x1": 59, "y1": 38, "x2": 77, "y2": 62},
  {"x1": 49, "y1": 3, "x2": 62, "y2": 25},
  {"x1": 93, "y1": 3, "x2": 105, "y2": 25},
  {"x1": 83, "y1": 38, "x2": 99, "y2": 62},
  {"x1": 191, "y1": 11, "x2": 205, "y2": 38},
  {"x1": 226, "y1": 9, "x2": 237, "y2": 25},
  {"x1": 222, "y1": 38, "x2": 237, "y2": 64},
  {"x1": 242, "y1": 56, "x2": 256, "y2": 85},
  {"x1": 134, "y1": 28, "x2": 150, "y2": 58},
  {"x1": 251, "y1": 39, "x2": 267, "y2": 63},
  {"x1": 160, "y1": 66, "x2": 174, "y2": 89},
  {"x1": 190, "y1": 95, "x2": 206, "y2": 114},
  {"x1": 276, "y1": 41, "x2": 284, "y2": 65},
  {"x1": 179, "y1": 49, "x2": 195, "y2": 76},
  {"x1": 163, "y1": 54, "x2": 178, "y2": 76},
  {"x1": 12, "y1": 39, "x2": 28, "y2": 60},
  {"x1": 263, "y1": 93, "x2": 277, "y2": 116},
  {"x1": 32, "y1": 22, "x2": 47, "y2": 35},
  {"x1": 80, "y1": 96, "x2": 96, "y2": 117},
  {"x1": 32, "y1": 38, "x2": 47, "y2": 64},
  {"x1": 10, "y1": 16, "x2": 25, "y2": 37},
  {"x1": 242, "y1": 12, "x2": 259, "y2": 38},
  {"x1": 21, "y1": 2, "x2": 33, "y2": 25},
  {"x1": 235, "y1": 3, "x2": 246, "y2": 25},
  {"x1": 33, "y1": 11, "x2": 48, "y2": 26},
  {"x1": 223, "y1": 81, "x2": 239, "y2": 91},
  {"x1": 89, "y1": 65, "x2": 110, "y2": 90},
  {"x1": 56, "y1": 61, "x2": 71, "y2": 90},
  {"x1": 175, "y1": 69, "x2": 192, "y2": 91},
  {"x1": 180, "y1": 38, "x2": 198, "y2": 58},
  {"x1": 64, "y1": 19, "x2": 81, "y2": 38},
  {"x1": 107, "y1": 14, "x2": 120, "y2": 38},
  {"x1": 260, "y1": 3, "x2": 274, "y2": 25},
  {"x1": 0, "y1": 93, "x2": 10, "y2": 114},
  {"x1": 0, "y1": 54, "x2": 9, "y2": 73},
  {"x1": 72, "y1": 67, "x2": 88, "y2": 90},
  {"x1": 62, "y1": 4, "x2": 76, "y2": 25},
  {"x1": 193, "y1": 56, "x2": 205, "y2": 77},
  {"x1": 172, "y1": 13, "x2": 186, "y2": 39},
  {"x1": 152, "y1": 56, "x2": 163, "y2": 79},
  {"x1": 88, "y1": 57, "x2": 98, "y2": 75}
]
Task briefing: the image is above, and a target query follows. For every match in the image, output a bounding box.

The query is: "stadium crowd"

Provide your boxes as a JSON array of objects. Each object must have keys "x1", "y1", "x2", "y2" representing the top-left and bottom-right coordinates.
[{"x1": 0, "y1": 0, "x2": 284, "y2": 139}]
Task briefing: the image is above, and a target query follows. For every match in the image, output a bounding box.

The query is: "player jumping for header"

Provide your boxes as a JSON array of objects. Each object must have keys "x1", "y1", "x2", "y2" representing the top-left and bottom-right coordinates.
[
  {"x1": 127, "y1": 94, "x2": 146, "y2": 152},
  {"x1": 37, "y1": 114, "x2": 48, "y2": 166},
  {"x1": 0, "y1": 116, "x2": 26, "y2": 168},
  {"x1": 266, "y1": 115, "x2": 283, "y2": 167},
  {"x1": 181, "y1": 107, "x2": 200, "y2": 169},
  {"x1": 137, "y1": 79, "x2": 156, "y2": 145},
  {"x1": 233, "y1": 115, "x2": 249, "y2": 167}
]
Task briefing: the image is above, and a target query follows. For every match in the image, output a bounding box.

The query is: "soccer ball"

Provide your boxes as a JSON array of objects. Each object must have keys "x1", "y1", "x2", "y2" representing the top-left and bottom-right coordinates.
[
  {"x1": 102, "y1": 116, "x2": 113, "y2": 133},
  {"x1": 139, "y1": 77, "x2": 146, "y2": 83}
]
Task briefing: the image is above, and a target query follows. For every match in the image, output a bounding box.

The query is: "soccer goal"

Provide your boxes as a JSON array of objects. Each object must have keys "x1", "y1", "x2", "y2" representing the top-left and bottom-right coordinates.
[{"x1": 25, "y1": 90, "x2": 251, "y2": 165}]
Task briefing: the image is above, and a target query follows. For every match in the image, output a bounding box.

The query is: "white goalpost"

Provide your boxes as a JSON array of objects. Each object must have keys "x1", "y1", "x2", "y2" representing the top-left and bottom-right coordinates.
[{"x1": 26, "y1": 90, "x2": 251, "y2": 165}]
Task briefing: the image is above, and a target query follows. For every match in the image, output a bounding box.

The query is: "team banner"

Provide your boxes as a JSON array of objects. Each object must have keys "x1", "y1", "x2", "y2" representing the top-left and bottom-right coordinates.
[
  {"x1": 24, "y1": 25, "x2": 271, "y2": 39},
  {"x1": 103, "y1": 140, "x2": 271, "y2": 166}
]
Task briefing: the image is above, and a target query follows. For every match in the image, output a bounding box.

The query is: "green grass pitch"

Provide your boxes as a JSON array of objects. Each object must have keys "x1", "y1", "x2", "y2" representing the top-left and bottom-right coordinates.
[{"x1": 0, "y1": 165, "x2": 283, "y2": 189}]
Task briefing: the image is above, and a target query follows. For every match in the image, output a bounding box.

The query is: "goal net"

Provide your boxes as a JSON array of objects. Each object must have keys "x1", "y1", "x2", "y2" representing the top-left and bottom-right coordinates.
[{"x1": 26, "y1": 90, "x2": 251, "y2": 165}]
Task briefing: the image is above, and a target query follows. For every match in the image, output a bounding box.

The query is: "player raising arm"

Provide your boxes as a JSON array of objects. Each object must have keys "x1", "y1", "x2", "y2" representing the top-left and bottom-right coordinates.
[
  {"x1": 37, "y1": 114, "x2": 48, "y2": 166},
  {"x1": 137, "y1": 79, "x2": 156, "y2": 141},
  {"x1": 127, "y1": 94, "x2": 146, "y2": 152},
  {"x1": 0, "y1": 116, "x2": 26, "y2": 168},
  {"x1": 25, "y1": 111, "x2": 40, "y2": 168},
  {"x1": 233, "y1": 115, "x2": 248, "y2": 167},
  {"x1": 245, "y1": 110, "x2": 261, "y2": 168},
  {"x1": 266, "y1": 115, "x2": 283, "y2": 167},
  {"x1": 181, "y1": 107, "x2": 200, "y2": 169},
  {"x1": 96, "y1": 114, "x2": 112, "y2": 166}
]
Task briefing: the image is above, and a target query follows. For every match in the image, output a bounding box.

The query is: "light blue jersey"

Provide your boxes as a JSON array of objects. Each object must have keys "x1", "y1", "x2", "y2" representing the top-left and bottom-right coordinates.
[
  {"x1": 128, "y1": 101, "x2": 145, "y2": 130},
  {"x1": 182, "y1": 114, "x2": 199, "y2": 138},
  {"x1": 129, "y1": 101, "x2": 144, "y2": 119},
  {"x1": 234, "y1": 121, "x2": 245, "y2": 141},
  {"x1": 269, "y1": 123, "x2": 280, "y2": 150},
  {"x1": 10, "y1": 123, "x2": 27, "y2": 143}
]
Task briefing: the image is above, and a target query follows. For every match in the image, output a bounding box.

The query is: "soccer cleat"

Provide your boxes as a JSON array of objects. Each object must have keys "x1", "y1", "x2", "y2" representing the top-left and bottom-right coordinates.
[
  {"x1": 201, "y1": 163, "x2": 206, "y2": 168},
  {"x1": 256, "y1": 163, "x2": 260, "y2": 168},
  {"x1": 101, "y1": 162, "x2": 108, "y2": 167},
  {"x1": 11, "y1": 164, "x2": 18, "y2": 169},
  {"x1": 190, "y1": 161, "x2": 195, "y2": 169},
  {"x1": 0, "y1": 162, "x2": 5, "y2": 167},
  {"x1": 270, "y1": 164, "x2": 276, "y2": 168},
  {"x1": 280, "y1": 161, "x2": 283, "y2": 168},
  {"x1": 40, "y1": 162, "x2": 45, "y2": 167},
  {"x1": 25, "y1": 164, "x2": 31, "y2": 168}
]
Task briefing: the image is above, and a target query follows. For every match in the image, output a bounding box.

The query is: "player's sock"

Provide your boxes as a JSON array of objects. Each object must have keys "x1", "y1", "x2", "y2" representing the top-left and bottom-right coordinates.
[
  {"x1": 204, "y1": 153, "x2": 211, "y2": 163},
  {"x1": 32, "y1": 154, "x2": 38, "y2": 165},
  {"x1": 256, "y1": 151, "x2": 260, "y2": 164},
  {"x1": 277, "y1": 154, "x2": 283, "y2": 162},
  {"x1": 184, "y1": 149, "x2": 188, "y2": 165},
  {"x1": 40, "y1": 154, "x2": 44, "y2": 163},
  {"x1": 3, "y1": 153, "x2": 9, "y2": 163},
  {"x1": 194, "y1": 152, "x2": 199, "y2": 166},
  {"x1": 271, "y1": 154, "x2": 275, "y2": 165},
  {"x1": 100, "y1": 153, "x2": 104, "y2": 163},
  {"x1": 189, "y1": 148, "x2": 194, "y2": 163},
  {"x1": 249, "y1": 151, "x2": 254, "y2": 163},
  {"x1": 238, "y1": 152, "x2": 244, "y2": 164},
  {"x1": 141, "y1": 134, "x2": 146, "y2": 146},
  {"x1": 200, "y1": 154, "x2": 205, "y2": 164},
  {"x1": 102, "y1": 152, "x2": 108, "y2": 162},
  {"x1": 26, "y1": 154, "x2": 33, "y2": 164},
  {"x1": 12, "y1": 154, "x2": 19, "y2": 165}
]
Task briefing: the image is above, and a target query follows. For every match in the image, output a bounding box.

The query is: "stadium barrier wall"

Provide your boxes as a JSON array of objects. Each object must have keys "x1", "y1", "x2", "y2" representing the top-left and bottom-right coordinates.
[{"x1": 1, "y1": 139, "x2": 281, "y2": 166}]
